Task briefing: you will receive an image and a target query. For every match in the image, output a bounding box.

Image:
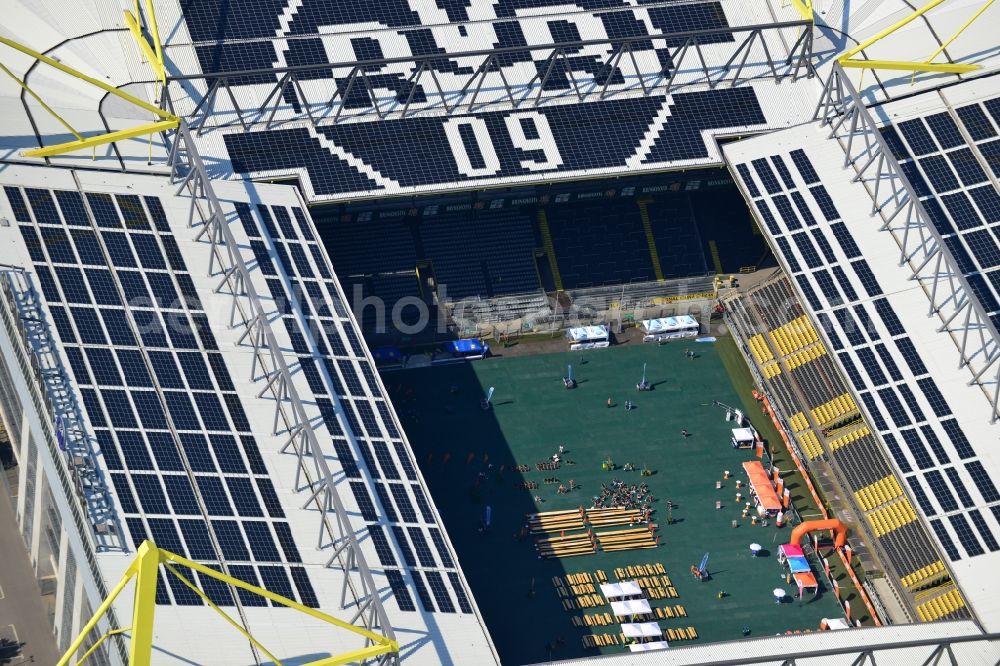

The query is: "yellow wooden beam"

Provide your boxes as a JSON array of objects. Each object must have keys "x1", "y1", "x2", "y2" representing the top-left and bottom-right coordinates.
[
  {"x1": 839, "y1": 59, "x2": 979, "y2": 73},
  {"x1": 58, "y1": 540, "x2": 401, "y2": 666},
  {"x1": 0, "y1": 35, "x2": 173, "y2": 119},
  {"x1": 21, "y1": 118, "x2": 179, "y2": 157},
  {"x1": 923, "y1": 0, "x2": 995, "y2": 65},
  {"x1": 143, "y1": 0, "x2": 165, "y2": 76}
]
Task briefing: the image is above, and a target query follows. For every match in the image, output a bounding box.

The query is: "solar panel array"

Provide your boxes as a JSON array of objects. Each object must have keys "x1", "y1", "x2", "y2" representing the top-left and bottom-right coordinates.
[
  {"x1": 223, "y1": 87, "x2": 769, "y2": 199},
  {"x1": 732, "y1": 148, "x2": 1000, "y2": 563},
  {"x1": 4, "y1": 183, "x2": 473, "y2": 615},
  {"x1": 880, "y1": 98, "x2": 1000, "y2": 330},
  {"x1": 182, "y1": 0, "x2": 733, "y2": 92},
  {"x1": 4, "y1": 185, "x2": 318, "y2": 608},
  {"x1": 234, "y1": 199, "x2": 473, "y2": 614}
]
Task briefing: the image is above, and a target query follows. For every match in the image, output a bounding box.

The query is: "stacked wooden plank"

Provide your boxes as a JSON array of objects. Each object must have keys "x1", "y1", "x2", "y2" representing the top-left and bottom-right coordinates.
[
  {"x1": 535, "y1": 530, "x2": 595, "y2": 558},
  {"x1": 527, "y1": 508, "x2": 585, "y2": 534},
  {"x1": 597, "y1": 526, "x2": 658, "y2": 552},
  {"x1": 585, "y1": 507, "x2": 648, "y2": 528}
]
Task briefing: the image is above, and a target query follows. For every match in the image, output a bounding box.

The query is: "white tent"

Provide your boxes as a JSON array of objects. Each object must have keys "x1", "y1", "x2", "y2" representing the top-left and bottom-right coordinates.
[
  {"x1": 640, "y1": 316, "x2": 699, "y2": 342},
  {"x1": 611, "y1": 599, "x2": 652, "y2": 617},
  {"x1": 600, "y1": 581, "x2": 643, "y2": 600},
  {"x1": 566, "y1": 325, "x2": 610, "y2": 350},
  {"x1": 731, "y1": 427, "x2": 756, "y2": 449},
  {"x1": 622, "y1": 622, "x2": 662, "y2": 638}
]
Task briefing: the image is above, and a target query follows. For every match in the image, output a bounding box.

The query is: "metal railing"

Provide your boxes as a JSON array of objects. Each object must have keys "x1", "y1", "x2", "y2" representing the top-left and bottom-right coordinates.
[
  {"x1": 164, "y1": 120, "x2": 398, "y2": 663},
  {"x1": 161, "y1": 20, "x2": 814, "y2": 134},
  {"x1": 0, "y1": 270, "x2": 125, "y2": 551},
  {"x1": 0, "y1": 269, "x2": 128, "y2": 664},
  {"x1": 815, "y1": 62, "x2": 1000, "y2": 422}
]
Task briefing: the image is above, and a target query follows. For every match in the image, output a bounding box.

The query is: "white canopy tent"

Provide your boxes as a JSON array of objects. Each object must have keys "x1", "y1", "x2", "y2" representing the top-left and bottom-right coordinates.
[
  {"x1": 611, "y1": 599, "x2": 652, "y2": 617},
  {"x1": 641, "y1": 316, "x2": 699, "y2": 342},
  {"x1": 621, "y1": 622, "x2": 663, "y2": 638},
  {"x1": 566, "y1": 325, "x2": 610, "y2": 350},
  {"x1": 628, "y1": 640, "x2": 669, "y2": 652},
  {"x1": 731, "y1": 427, "x2": 756, "y2": 449},
  {"x1": 600, "y1": 581, "x2": 643, "y2": 600}
]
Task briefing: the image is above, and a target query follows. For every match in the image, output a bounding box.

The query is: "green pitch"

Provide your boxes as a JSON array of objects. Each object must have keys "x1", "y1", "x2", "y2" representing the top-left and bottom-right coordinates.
[{"x1": 389, "y1": 340, "x2": 843, "y2": 664}]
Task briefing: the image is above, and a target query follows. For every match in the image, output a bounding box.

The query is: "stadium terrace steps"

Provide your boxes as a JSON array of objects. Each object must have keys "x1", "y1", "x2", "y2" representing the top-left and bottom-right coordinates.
[
  {"x1": 901, "y1": 560, "x2": 947, "y2": 590},
  {"x1": 536, "y1": 209, "x2": 563, "y2": 292},
  {"x1": 796, "y1": 430, "x2": 824, "y2": 460},
  {"x1": 854, "y1": 476, "x2": 905, "y2": 512},
  {"x1": 723, "y1": 275, "x2": 966, "y2": 623},
  {"x1": 865, "y1": 498, "x2": 917, "y2": 538},
  {"x1": 916, "y1": 589, "x2": 967, "y2": 622},
  {"x1": 810, "y1": 393, "x2": 859, "y2": 429},
  {"x1": 636, "y1": 198, "x2": 665, "y2": 282}
]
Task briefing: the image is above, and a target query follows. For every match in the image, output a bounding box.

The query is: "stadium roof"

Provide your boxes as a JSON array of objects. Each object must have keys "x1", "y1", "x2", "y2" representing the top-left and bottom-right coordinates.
[
  {"x1": 0, "y1": 161, "x2": 497, "y2": 664},
  {"x1": 723, "y1": 68, "x2": 1000, "y2": 632}
]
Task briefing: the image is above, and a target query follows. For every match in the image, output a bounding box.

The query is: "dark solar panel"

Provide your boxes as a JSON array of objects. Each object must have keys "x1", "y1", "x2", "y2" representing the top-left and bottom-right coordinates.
[
  {"x1": 775, "y1": 237, "x2": 800, "y2": 274},
  {"x1": 392, "y1": 525, "x2": 416, "y2": 567},
  {"x1": 965, "y1": 460, "x2": 1000, "y2": 501},
  {"x1": 897, "y1": 119, "x2": 937, "y2": 155},
  {"x1": 898, "y1": 429, "x2": 931, "y2": 470},
  {"x1": 351, "y1": 481, "x2": 379, "y2": 521},
  {"x1": 386, "y1": 570, "x2": 416, "y2": 611},
  {"x1": 918, "y1": 155, "x2": 959, "y2": 193},
  {"x1": 968, "y1": 510, "x2": 999, "y2": 552},
  {"x1": 411, "y1": 572, "x2": 436, "y2": 612},
  {"x1": 789, "y1": 149, "x2": 819, "y2": 184},
  {"x1": 945, "y1": 467, "x2": 975, "y2": 508},
  {"x1": 874, "y1": 343, "x2": 903, "y2": 382},
  {"x1": 770, "y1": 155, "x2": 796, "y2": 189},
  {"x1": 407, "y1": 527, "x2": 437, "y2": 567},
  {"x1": 367, "y1": 525, "x2": 398, "y2": 566},
  {"x1": 791, "y1": 191, "x2": 817, "y2": 227},
  {"x1": 424, "y1": 570, "x2": 456, "y2": 612},
  {"x1": 948, "y1": 514, "x2": 984, "y2": 557},
  {"x1": 26, "y1": 188, "x2": 63, "y2": 225},
  {"x1": 772, "y1": 195, "x2": 802, "y2": 231},
  {"x1": 957, "y1": 103, "x2": 997, "y2": 141},
  {"x1": 907, "y1": 477, "x2": 936, "y2": 516}
]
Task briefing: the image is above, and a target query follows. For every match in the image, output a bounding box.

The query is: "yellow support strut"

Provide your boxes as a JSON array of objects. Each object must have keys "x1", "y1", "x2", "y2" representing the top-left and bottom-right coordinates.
[
  {"x1": 21, "y1": 119, "x2": 180, "y2": 158},
  {"x1": 838, "y1": 0, "x2": 991, "y2": 75},
  {"x1": 124, "y1": 0, "x2": 166, "y2": 85},
  {"x1": 0, "y1": 35, "x2": 177, "y2": 158},
  {"x1": 58, "y1": 541, "x2": 399, "y2": 666}
]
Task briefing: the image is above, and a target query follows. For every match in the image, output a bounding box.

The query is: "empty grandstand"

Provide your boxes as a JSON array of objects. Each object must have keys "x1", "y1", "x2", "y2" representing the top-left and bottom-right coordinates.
[{"x1": 1, "y1": 0, "x2": 1000, "y2": 664}]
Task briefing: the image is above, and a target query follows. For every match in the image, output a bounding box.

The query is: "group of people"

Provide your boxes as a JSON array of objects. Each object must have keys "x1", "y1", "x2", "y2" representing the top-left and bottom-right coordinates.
[{"x1": 591, "y1": 478, "x2": 655, "y2": 511}]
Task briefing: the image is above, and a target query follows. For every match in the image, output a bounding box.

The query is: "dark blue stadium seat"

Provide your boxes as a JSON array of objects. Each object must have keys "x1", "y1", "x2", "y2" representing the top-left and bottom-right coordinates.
[{"x1": 544, "y1": 199, "x2": 654, "y2": 288}]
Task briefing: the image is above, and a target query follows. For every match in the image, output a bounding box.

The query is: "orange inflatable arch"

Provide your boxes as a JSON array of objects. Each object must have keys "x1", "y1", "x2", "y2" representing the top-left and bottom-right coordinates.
[{"x1": 789, "y1": 519, "x2": 848, "y2": 549}]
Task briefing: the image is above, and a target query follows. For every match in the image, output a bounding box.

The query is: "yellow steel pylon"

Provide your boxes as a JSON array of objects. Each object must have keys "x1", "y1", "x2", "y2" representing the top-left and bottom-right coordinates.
[
  {"x1": 0, "y1": 31, "x2": 178, "y2": 158},
  {"x1": 838, "y1": 0, "x2": 993, "y2": 75},
  {"x1": 59, "y1": 541, "x2": 399, "y2": 666}
]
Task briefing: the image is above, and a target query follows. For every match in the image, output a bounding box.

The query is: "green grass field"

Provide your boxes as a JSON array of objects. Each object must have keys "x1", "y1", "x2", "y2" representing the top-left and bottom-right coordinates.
[{"x1": 389, "y1": 339, "x2": 843, "y2": 664}]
